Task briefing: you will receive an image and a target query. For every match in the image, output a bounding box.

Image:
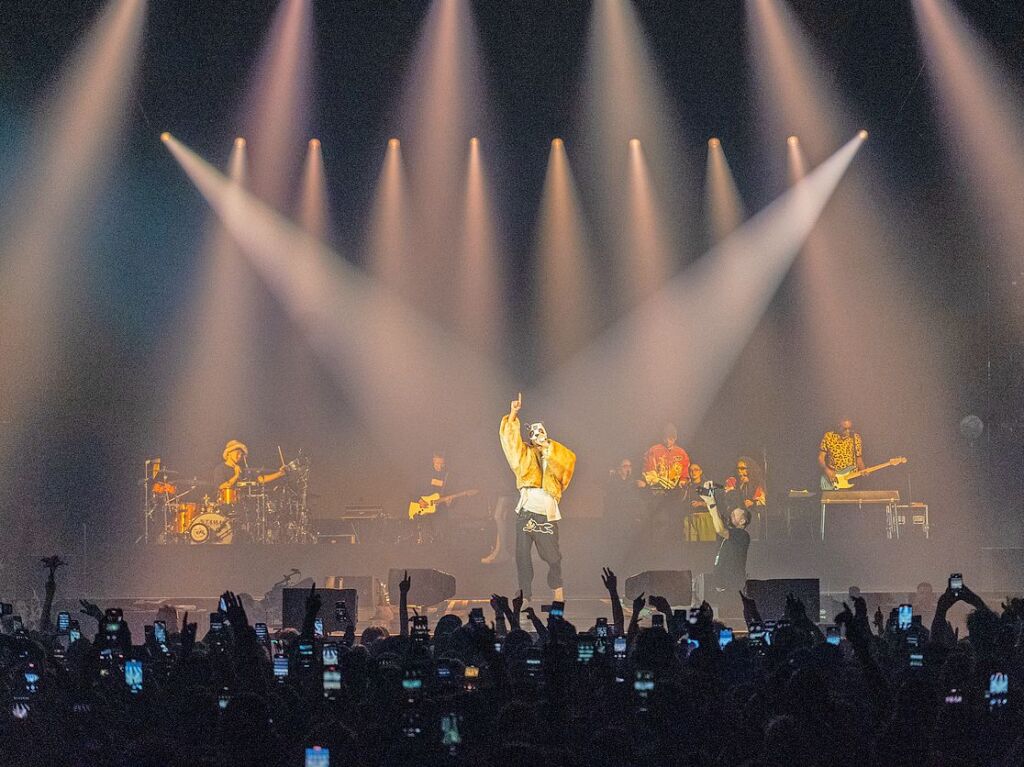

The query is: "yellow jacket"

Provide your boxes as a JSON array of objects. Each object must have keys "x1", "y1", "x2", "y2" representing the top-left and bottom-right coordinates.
[{"x1": 499, "y1": 415, "x2": 576, "y2": 502}]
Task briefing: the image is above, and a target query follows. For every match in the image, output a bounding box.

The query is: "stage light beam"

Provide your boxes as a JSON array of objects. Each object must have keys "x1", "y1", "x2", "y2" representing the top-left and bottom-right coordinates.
[
  {"x1": 298, "y1": 137, "x2": 330, "y2": 241},
  {"x1": 394, "y1": 0, "x2": 491, "y2": 323},
  {"x1": 241, "y1": 0, "x2": 313, "y2": 205},
  {"x1": 163, "y1": 135, "x2": 257, "y2": 459},
  {"x1": 458, "y1": 136, "x2": 504, "y2": 351},
  {"x1": 912, "y1": 0, "x2": 1024, "y2": 330},
  {"x1": 705, "y1": 137, "x2": 747, "y2": 243},
  {"x1": 162, "y1": 134, "x2": 507, "y2": 475},
  {"x1": 0, "y1": 0, "x2": 147, "y2": 461},
  {"x1": 535, "y1": 133, "x2": 867, "y2": 448},
  {"x1": 787, "y1": 135, "x2": 807, "y2": 184},
  {"x1": 583, "y1": 0, "x2": 695, "y2": 310},
  {"x1": 535, "y1": 138, "x2": 597, "y2": 369},
  {"x1": 365, "y1": 137, "x2": 411, "y2": 296},
  {"x1": 624, "y1": 138, "x2": 673, "y2": 302}
]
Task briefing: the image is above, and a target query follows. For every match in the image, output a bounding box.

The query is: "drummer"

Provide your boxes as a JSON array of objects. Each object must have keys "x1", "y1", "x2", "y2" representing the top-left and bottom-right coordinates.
[{"x1": 215, "y1": 439, "x2": 287, "y2": 506}]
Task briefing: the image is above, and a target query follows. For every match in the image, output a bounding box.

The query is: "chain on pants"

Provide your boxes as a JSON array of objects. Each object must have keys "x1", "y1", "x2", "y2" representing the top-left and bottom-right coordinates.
[{"x1": 515, "y1": 511, "x2": 562, "y2": 600}]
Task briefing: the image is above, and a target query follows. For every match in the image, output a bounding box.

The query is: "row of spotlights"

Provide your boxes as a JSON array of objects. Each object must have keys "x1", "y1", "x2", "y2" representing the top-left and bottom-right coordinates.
[{"x1": 161, "y1": 132, "x2": 868, "y2": 147}]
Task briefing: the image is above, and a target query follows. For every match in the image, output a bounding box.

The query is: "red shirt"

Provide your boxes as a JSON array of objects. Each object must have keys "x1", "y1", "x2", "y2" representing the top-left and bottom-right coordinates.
[{"x1": 643, "y1": 443, "x2": 690, "y2": 486}]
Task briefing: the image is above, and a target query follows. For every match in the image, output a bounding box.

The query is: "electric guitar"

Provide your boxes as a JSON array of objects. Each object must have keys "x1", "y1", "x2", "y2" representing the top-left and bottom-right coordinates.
[
  {"x1": 820, "y1": 457, "x2": 907, "y2": 490},
  {"x1": 408, "y1": 489, "x2": 479, "y2": 519}
]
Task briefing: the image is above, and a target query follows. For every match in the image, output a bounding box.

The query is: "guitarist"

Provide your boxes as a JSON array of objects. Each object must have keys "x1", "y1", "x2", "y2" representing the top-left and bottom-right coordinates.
[
  {"x1": 818, "y1": 418, "x2": 865, "y2": 489},
  {"x1": 425, "y1": 451, "x2": 453, "y2": 517}
]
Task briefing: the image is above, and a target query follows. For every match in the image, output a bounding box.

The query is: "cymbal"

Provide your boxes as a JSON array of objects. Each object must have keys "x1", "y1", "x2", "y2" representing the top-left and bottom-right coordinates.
[{"x1": 185, "y1": 478, "x2": 215, "y2": 489}]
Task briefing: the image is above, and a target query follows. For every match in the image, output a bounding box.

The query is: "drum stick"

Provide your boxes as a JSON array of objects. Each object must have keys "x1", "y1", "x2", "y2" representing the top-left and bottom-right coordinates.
[{"x1": 278, "y1": 445, "x2": 286, "y2": 467}]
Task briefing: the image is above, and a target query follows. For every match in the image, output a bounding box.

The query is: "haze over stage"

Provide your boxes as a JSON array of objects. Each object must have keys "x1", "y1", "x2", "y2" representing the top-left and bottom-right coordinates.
[{"x1": 0, "y1": 1, "x2": 1023, "y2": 606}]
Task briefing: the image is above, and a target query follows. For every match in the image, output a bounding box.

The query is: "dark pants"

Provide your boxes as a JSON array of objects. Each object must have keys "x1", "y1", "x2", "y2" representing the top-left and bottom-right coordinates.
[{"x1": 515, "y1": 511, "x2": 562, "y2": 600}]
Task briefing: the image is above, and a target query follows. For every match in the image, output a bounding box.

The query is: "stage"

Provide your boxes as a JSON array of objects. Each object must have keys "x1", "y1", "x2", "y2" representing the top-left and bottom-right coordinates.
[{"x1": 48, "y1": 518, "x2": 994, "y2": 603}]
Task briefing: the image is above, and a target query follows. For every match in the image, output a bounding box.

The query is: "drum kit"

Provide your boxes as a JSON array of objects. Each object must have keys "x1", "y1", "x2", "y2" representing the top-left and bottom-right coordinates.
[{"x1": 142, "y1": 455, "x2": 315, "y2": 545}]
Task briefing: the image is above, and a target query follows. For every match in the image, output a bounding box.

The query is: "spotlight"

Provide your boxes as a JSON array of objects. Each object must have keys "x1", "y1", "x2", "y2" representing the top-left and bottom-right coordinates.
[
  {"x1": 235, "y1": 137, "x2": 247, "y2": 148},
  {"x1": 708, "y1": 137, "x2": 721, "y2": 148},
  {"x1": 470, "y1": 136, "x2": 479, "y2": 145},
  {"x1": 160, "y1": 131, "x2": 171, "y2": 143},
  {"x1": 388, "y1": 138, "x2": 400, "y2": 148},
  {"x1": 787, "y1": 135, "x2": 799, "y2": 146},
  {"x1": 309, "y1": 138, "x2": 320, "y2": 148},
  {"x1": 629, "y1": 138, "x2": 641, "y2": 148},
  {"x1": 858, "y1": 129, "x2": 868, "y2": 140},
  {"x1": 552, "y1": 137, "x2": 564, "y2": 147}
]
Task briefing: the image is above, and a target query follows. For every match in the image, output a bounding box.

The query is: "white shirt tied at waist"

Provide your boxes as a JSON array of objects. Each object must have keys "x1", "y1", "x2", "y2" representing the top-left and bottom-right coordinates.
[{"x1": 515, "y1": 454, "x2": 561, "y2": 522}]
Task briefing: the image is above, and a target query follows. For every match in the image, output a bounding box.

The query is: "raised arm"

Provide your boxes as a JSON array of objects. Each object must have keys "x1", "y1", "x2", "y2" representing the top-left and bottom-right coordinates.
[
  {"x1": 499, "y1": 393, "x2": 529, "y2": 469},
  {"x1": 627, "y1": 592, "x2": 645, "y2": 645},
  {"x1": 39, "y1": 556, "x2": 66, "y2": 634},
  {"x1": 701, "y1": 486, "x2": 730, "y2": 539},
  {"x1": 399, "y1": 571, "x2": 411, "y2": 638},
  {"x1": 602, "y1": 567, "x2": 625, "y2": 637}
]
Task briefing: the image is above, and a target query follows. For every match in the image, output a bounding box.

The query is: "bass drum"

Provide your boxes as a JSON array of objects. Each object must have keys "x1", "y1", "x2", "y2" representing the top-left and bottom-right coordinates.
[{"x1": 188, "y1": 513, "x2": 233, "y2": 545}]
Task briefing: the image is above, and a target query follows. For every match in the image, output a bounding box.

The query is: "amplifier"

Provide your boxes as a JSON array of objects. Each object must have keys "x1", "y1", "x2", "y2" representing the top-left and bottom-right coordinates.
[
  {"x1": 312, "y1": 505, "x2": 385, "y2": 521},
  {"x1": 342, "y1": 505, "x2": 385, "y2": 519}
]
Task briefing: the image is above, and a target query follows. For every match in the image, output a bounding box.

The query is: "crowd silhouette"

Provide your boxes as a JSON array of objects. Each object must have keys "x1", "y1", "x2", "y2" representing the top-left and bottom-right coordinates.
[{"x1": 1, "y1": 561, "x2": 1023, "y2": 767}]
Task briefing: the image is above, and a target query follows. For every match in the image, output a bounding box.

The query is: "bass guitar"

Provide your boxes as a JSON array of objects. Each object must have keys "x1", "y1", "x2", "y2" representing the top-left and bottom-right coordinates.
[
  {"x1": 820, "y1": 457, "x2": 907, "y2": 490},
  {"x1": 408, "y1": 489, "x2": 479, "y2": 519}
]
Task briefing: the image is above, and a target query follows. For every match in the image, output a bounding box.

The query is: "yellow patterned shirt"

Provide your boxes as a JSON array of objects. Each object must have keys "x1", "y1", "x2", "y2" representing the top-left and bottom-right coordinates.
[{"x1": 819, "y1": 431, "x2": 862, "y2": 471}]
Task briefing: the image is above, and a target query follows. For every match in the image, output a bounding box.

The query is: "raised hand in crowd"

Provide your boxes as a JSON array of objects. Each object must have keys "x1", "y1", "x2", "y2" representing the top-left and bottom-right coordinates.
[
  {"x1": 739, "y1": 590, "x2": 762, "y2": 627},
  {"x1": 79, "y1": 598, "x2": 103, "y2": 627},
  {"x1": 510, "y1": 589, "x2": 524, "y2": 630},
  {"x1": 601, "y1": 566, "x2": 625, "y2": 636},
  {"x1": 301, "y1": 582, "x2": 321, "y2": 639},
  {"x1": 180, "y1": 611, "x2": 197, "y2": 658},
  {"x1": 785, "y1": 592, "x2": 824, "y2": 642},
  {"x1": 523, "y1": 605, "x2": 547, "y2": 642},
  {"x1": 490, "y1": 593, "x2": 511, "y2": 637},
  {"x1": 38, "y1": 555, "x2": 66, "y2": 633},
  {"x1": 399, "y1": 570, "x2": 411, "y2": 637},
  {"x1": 648, "y1": 594, "x2": 672, "y2": 616},
  {"x1": 627, "y1": 591, "x2": 646, "y2": 644},
  {"x1": 220, "y1": 590, "x2": 250, "y2": 630}
]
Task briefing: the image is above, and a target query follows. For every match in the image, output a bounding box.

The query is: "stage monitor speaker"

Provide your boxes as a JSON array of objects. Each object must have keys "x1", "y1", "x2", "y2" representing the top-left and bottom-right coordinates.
[
  {"x1": 387, "y1": 568, "x2": 456, "y2": 607},
  {"x1": 744, "y1": 578, "x2": 819, "y2": 622},
  {"x1": 282, "y1": 588, "x2": 357, "y2": 633},
  {"x1": 324, "y1": 575, "x2": 384, "y2": 610},
  {"x1": 624, "y1": 570, "x2": 693, "y2": 606}
]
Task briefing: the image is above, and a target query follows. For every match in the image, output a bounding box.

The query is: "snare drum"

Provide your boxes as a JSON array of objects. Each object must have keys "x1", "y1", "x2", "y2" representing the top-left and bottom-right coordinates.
[
  {"x1": 176, "y1": 502, "x2": 198, "y2": 534},
  {"x1": 188, "y1": 513, "x2": 233, "y2": 544},
  {"x1": 152, "y1": 481, "x2": 177, "y2": 495}
]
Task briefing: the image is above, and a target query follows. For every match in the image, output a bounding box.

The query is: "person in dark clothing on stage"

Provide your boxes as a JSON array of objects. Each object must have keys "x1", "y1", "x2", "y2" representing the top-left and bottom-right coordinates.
[{"x1": 698, "y1": 482, "x2": 751, "y2": 620}]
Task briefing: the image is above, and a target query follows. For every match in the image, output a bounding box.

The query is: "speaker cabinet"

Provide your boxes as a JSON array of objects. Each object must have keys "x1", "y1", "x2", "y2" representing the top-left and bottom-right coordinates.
[
  {"x1": 624, "y1": 570, "x2": 693, "y2": 606},
  {"x1": 324, "y1": 576, "x2": 384, "y2": 611},
  {"x1": 387, "y1": 568, "x2": 456, "y2": 607},
  {"x1": 282, "y1": 588, "x2": 358, "y2": 633},
  {"x1": 743, "y1": 578, "x2": 820, "y2": 622}
]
